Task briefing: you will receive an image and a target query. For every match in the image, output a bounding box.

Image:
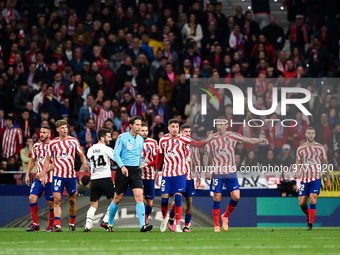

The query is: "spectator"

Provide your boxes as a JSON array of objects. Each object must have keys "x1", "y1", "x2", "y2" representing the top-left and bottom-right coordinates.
[
  {"x1": 109, "y1": 45, "x2": 128, "y2": 73},
  {"x1": 0, "y1": 159, "x2": 15, "y2": 184},
  {"x1": 261, "y1": 149, "x2": 278, "y2": 169},
  {"x1": 149, "y1": 50, "x2": 164, "y2": 83},
  {"x1": 158, "y1": 63, "x2": 179, "y2": 102},
  {"x1": 40, "y1": 84, "x2": 61, "y2": 122},
  {"x1": 286, "y1": 15, "x2": 310, "y2": 55},
  {"x1": 121, "y1": 91, "x2": 135, "y2": 110},
  {"x1": 119, "y1": 110, "x2": 130, "y2": 133},
  {"x1": 78, "y1": 118, "x2": 98, "y2": 152},
  {"x1": 287, "y1": 111, "x2": 309, "y2": 150},
  {"x1": 234, "y1": 6, "x2": 245, "y2": 31},
  {"x1": 2, "y1": 0, "x2": 20, "y2": 26},
  {"x1": 32, "y1": 82, "x2": 48, "y2": 114},
  {"x1": 69, "y1": 47, "x2": 86, "y2": 74},
  {"x1": 315, "y1": 112, "x2": 332, "y2": 147},
  {"x1": 251, "y1": 0, "x2": 270, "y2": 29},
  {"x1": 139, "y1": 32, "x2": 163, "y2": 60},
  {"x1": 305, "y1": 37, "x2": 334, "y2": 83},
  {"x1": 284, "y1": 59, "x2": 297, "y2": 80},
  {"x1": 18, "y1": 108, "x2": 36, "y2": 139},
  {"x1": 20, "y1": 137, "x2": 35, "y2": 184},
  {"x1": 126, "y1": 37, "x2": 149, "y2": 63},
  {"x1": 163, "y1": 40, "x2": 179, "y2": 71},
  {"x1": 181, "y1": 13, "x2": 203, "y2": 49},
  {"x1": 72, "y1": 23, "x2": 92, "y2": 47},
  {"x1": 130, "y1": 93, "x2": 146, "y2": 117},
  {"x1": 93, "y1": 97, "x2": 114, "y2": 131},
  {"x1": 277, "y1": 144, "x2": 295, "y2": 169},
  {"x1": 241, "y1": 150, "x2": 260, "y2": 171},
  {"x1": 14, "y1": 84, "x2": 30, "y2": 113},
  {"x1": 288, "y1": 47, "x2": 306, "y2": 68},
  {"x1": 1, "y1": 115, "x2": 23, "y2": 160},
  {"x1": 149, "y1": 94, "x2": 165, "y2": 123},
  {"x1": 263, "y1": 16, "x2": 285, "y2": 57},
  {"x1": 171, "y1": 73, "x2": 190, "y2": 118},
  {"x1": 250, "y1": 33, "x2": 277, "y2": 64},
  {"x1": 275, "y1": 50, "x2": 287, "y2": 73},
  {"x1": 200, "y1": 60, "x2": 212, "y2": 78}
]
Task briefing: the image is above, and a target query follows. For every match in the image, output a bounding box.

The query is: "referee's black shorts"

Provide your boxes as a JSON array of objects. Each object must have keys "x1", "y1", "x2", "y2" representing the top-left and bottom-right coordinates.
[
  {"x1": 90, "y1": 177, "x2": 115, "y2": 202},
  {"x1": 115, "y1": 166, "x2": 143, "y2": 194}
]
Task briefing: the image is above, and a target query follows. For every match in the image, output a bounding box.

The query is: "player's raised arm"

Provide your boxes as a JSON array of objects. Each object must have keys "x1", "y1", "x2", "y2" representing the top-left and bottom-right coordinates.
[
  {"x1": 180, "y1": 131, "x2": 215, "y2": 148},
  {"x1": 25, "y1": 158, "x2": 36, "y2": 186},
  {"x1": 243, "y1": 137, "x2": 269, "y2": 145}
]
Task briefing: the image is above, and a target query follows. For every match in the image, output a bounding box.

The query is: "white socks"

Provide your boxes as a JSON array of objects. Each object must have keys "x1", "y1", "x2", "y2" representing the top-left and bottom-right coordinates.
[{"x1": 85, "y1": 206, "x2": 96, "y2": 229}]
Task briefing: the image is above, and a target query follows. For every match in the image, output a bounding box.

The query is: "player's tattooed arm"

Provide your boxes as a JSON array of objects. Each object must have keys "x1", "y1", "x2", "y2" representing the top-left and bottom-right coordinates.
[{"x1": 322, "y1": 158, "x2": 331, "y2": 189}]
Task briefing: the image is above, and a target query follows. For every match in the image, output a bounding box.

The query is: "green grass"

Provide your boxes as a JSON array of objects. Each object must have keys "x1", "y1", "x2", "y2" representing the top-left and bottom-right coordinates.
[{"x1": 0, "y1": 227, "x2": 340, "y2": 255}]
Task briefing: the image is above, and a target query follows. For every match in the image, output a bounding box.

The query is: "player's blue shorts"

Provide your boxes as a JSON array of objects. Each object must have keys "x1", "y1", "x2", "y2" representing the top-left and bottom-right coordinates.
[
  {"x1": 299, "y1": 178, "x2": 321, "y2": 196},
  {"x1": 30, "y1": 179, "x2": 54, "y2": 200},
  {"x1": 52, "y1": 176, "x2": 77, "y2": 194},
  {"x1": 160, "y1": 175, "x2": 186, "y2": 194},
  {"x1": 184, "y1": 179, "x2": 196, "y2": 197},
  {"x1": 210, "y1": 173, "x2": 240, "y2": 193},
  {"x1": 143, "y1": 179, "x2": 155, "y2": 200}
]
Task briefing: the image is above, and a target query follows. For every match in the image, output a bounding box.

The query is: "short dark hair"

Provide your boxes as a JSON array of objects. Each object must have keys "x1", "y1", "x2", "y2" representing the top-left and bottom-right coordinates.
[
  {"x1": 306, "y1": 126, "x2": 315, "y2": 133},
  {"x1": 141, "y1": 122, "x2": 147, "y2": 128},
  {"x1": 5, "y1": 115, "x2": 14, "y2": 124},
  {"x1": 23, "y1": 108, "x2": 29, "y2": 113},
  {"x1": 86, "y1": 118, "x2": 95, "y2": 124},
  {"x1": 41, "y1": 125, "x2": 51, "y2": 131},
  {"x1": 82, "y1": 175, "x2": 91, "y2": 186},
  {"x1": 98, "y1": 128, "x2": 111, "y2": 140},
  {"x1": 130, "y1": 115, "x2": 142, "y2": 125},
  {"x1": 180, "y1": 124, "x2": 190, "y2": 131},
  {"x1": 168, "y1": 119, "x2": 180, "y2": 126}
]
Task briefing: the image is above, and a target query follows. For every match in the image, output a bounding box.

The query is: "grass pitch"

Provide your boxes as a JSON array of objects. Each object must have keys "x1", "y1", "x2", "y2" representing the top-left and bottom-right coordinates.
[{"x1": 0, "y1": 227, "x2": 339, "y2": 255}]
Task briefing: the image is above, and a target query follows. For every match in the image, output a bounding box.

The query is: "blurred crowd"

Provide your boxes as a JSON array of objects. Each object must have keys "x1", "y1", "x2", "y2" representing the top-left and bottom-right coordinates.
[{"x1": 0, "y1": 0, "x2": 340, "y2": 184}]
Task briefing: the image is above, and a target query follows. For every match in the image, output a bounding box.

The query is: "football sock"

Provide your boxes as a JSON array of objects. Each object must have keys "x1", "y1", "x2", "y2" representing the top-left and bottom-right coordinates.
[
  {"x1": 85, "y1": 206, "x2": 96, "y2": 229},
  {"x1": 169, "y1": 209, "x2": 175, "y2": 219},
  {"x1": 175, "y1": 195, "x2": 182, "y2": 226},
  {"x1": 309, "y1": 204, "x2": 316, "y2": 224},
  {"x1": 185, "y1": 212, "x2": 192, "y2": 227},
  {"x1": 136, "y1": 202, "x2": 145, "y2": 228},
  {"x1": 223, "y1": 199, "x2": 238, "y2": 218},
  {"x1": 69, "y1": 215, "x2": 76, "y2": 225},
  {"x1": 108, "y1": 202, "x2": 119, "y2": 226},
  {"x1": 212, "y1": 201, "x2": 220, "y2": 227},
  {"x1": 161, "y1": 197, "x2": 169, "y2": 219},
  {"x1": 301, "y1": 205, "x2": 309, "y2": 217},
  {"x1": 48, "y1": 209, "x2": 54, "y2": 228},
  {"x1": 30, "y1": 203, "x2": 38, "y2": 224},
  {"x1": 55, "y1": 217, "x2": 61, "y2": 228},
  {"x1": 145, "y1": 205, "x2": 152, "y2": 224},
  {"x1": 103, "y1": 205, "x2": 110, "y2": 223}
]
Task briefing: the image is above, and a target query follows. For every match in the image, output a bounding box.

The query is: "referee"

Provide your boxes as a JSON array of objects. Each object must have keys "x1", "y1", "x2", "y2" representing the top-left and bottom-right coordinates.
[{"x1": 107, "y1": 116, "x2": 153, "y2": 232}]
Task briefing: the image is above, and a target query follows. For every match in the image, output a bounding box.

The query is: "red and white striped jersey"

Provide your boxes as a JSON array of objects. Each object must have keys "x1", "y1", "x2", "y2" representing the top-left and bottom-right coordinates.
[
  {"x1": 2, "y1": 126, "x2": 23, "y2": 158},
  {"x1": 185, "y1": 146, "x2": 201, "y2": 180},
  {"x1": 96, "y1": 108, "x2": 114, "y2": 131},
  {"x1": 47, "y1": 137, "x2": 82, "y2": 178},
  {"x1": 159, "y1": 134, "x2": 190, "y2": 177},
  {"x1": 296, "y1": 142, "x2": 327, "y2": 183},
  {"x1": 205, "y1": 132, "x2": 244, "y2": 174},
  {"x1": 141, "y1": 138, "x2": 159, "y2": 180},
  {"x1": 32, "y1": 141, "x2": 53, "y2": 183}
]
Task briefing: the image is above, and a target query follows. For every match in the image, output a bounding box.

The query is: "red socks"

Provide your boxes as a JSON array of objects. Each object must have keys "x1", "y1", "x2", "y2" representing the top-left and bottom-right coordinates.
[
  {"x1": 30, "y1": 203, "x2": 38, "y2": 224},
  {"x1": 212, "y1": 209, "x2": 220, "y2": 227},
  {"x1": 223, "y1": 204, "x2": 236, "y2": 218},
  {"x1": 175, "y1": 206, "x2": 182, "y2": 226},
  {"x1": 161, "y1": 205, "x2": 169, "y2": 219},
  {"x1": 70, "y1": 215, "x2": 76, "y2": 225},
  {"x1": 309, "y1": 209, "x2": 316, "y2": 224},
  {"x1": 48, "y1": 209, "x2": 54, "y2": 228}
]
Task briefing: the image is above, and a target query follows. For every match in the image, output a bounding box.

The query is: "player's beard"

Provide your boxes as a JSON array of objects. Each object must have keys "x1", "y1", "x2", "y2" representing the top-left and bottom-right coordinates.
[
  {"x1": 308, "y1": 137, "x2": 315, "y2": 143},
  {"x1": 104, "y1": 138, "x2": 109, "y2": 145}
]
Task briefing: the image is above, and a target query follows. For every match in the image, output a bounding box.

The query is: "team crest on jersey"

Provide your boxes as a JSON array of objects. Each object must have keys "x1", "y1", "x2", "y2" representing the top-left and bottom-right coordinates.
[
  {"x1": 314, "y1": 151, "x2": 317, "y2": 154},
  {"x1": 68, "y1": 144, "x2": 73, "y2": 148},
  {"x1": 146, "y1": 148, "x2": 151, "y2": 152},
  {"x1": 174, "y1": 141, "x2": 178, "y2": 146}
]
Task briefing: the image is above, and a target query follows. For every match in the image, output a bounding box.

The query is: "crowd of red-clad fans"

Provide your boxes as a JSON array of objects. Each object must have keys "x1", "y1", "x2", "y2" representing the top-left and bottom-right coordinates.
[{"x1": 0, "y1": 0, "x2": 340, "y2": 185}]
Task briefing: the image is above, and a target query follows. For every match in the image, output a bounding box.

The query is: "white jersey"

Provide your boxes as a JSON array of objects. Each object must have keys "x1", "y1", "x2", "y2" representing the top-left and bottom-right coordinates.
[{"x1": 87, "y1": 143, "x2": 115, "y2": 180}]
